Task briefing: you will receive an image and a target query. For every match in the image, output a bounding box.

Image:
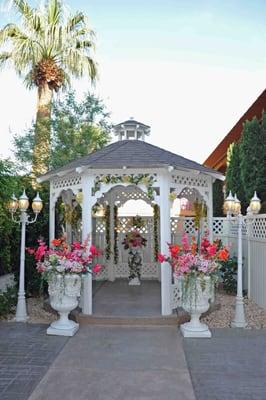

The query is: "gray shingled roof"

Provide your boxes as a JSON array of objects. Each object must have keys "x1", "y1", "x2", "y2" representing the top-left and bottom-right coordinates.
[{"x1": 39, "y1": 140, "x2": 224, "y2": 181}]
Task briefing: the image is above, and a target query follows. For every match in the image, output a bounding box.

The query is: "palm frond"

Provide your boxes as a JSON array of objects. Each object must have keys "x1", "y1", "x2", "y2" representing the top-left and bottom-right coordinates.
[
  {"x1": 66, "y1": 11, "x2": 85, "y2": 32},
  {"x1": 47, "y1": 0, "x2": 63, "y2": 26}
]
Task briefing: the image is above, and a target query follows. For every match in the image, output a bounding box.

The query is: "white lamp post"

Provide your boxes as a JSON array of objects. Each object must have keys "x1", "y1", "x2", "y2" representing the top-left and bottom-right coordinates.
[
  {"x1": 224, "y1": 191, "x2": 261, "y2": 328},
  {"x1": 8, "y1": 190, "x2": 43, "y2": 322}
]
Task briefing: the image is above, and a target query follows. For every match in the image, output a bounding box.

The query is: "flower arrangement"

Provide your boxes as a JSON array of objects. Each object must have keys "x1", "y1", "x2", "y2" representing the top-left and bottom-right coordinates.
[
  {"x1": 28, "y1": 237, "x2": 103, "y2": 282},
  {"x1": 158, "y1": 233, "x2": 229, "y2": 292},
  {"x1": 122, "y1": 230, "x2": 147, "y2": 250}
]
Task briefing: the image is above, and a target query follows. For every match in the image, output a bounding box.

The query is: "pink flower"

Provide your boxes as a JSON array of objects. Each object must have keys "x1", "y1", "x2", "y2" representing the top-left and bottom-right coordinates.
[
  {"x1": 92, "y1": 264, "x2": 102, "y2": 273},
  {"x1": 157, "y1": 254, "x2": 166, "y2": 263},
  {"x1": 181, "y1": 233, "x2": 190, "y2": 251},
  {"x1": 206, "y1": 244, "x2": 217, "y2": 257},
  {"x1": 90, "y1": 245, "x2": 102, "y2": 257}
]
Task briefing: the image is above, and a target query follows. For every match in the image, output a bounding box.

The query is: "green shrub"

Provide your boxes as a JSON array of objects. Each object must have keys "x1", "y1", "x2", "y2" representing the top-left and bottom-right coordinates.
[
  {"x1": 0, "y1": 286, "x2": 18, "y2": 318},
  {"x1": 219, "y1": 256, "x2": 237, "y2": 294}
]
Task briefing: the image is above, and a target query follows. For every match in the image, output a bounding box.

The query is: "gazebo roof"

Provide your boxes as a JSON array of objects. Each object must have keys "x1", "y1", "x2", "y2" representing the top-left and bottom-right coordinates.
[{"x1": 38, "y1": 139, "x2": 224, "y2": 182}]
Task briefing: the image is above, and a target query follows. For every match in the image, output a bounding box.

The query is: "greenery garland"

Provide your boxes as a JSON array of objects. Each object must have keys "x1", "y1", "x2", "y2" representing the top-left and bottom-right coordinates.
[
  {"x1": 92, "y1": 174, "x2": 156, "y2": 200},
  {"x1": 104, "y1": 204, "x2": 111, "y2": 260},
  {"x1": 153, "y1": 204, "x2": 160, "y2": 261},
  {"x1": 113, "y1": 205, "x2": 119, "y2": 264}
]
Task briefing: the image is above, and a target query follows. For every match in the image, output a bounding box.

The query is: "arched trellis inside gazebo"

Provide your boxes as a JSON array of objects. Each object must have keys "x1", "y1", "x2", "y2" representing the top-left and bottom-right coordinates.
[{"x1": 38, "y1": 119, "x2": 224, "y2": 316}]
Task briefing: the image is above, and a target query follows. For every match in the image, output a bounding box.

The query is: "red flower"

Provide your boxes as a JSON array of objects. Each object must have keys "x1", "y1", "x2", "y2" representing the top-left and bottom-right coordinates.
[
  {"x1": 92, "y1": 263, "x2": 102, "y2": 273},
  {"x1": 157, "y1": 254, "x2": 166, "y2": 263},
  {"x1": 218, "y1": 248, "x2": 229, "y2": 261},
  {"x1": 51, "y1": 239, "x2": 61, "y2": 247},
  {"x1": 72, "y1": 241, "x2": 81, "y2": 250},
  {"x1": 169, "y1": 245, "x2": 180, "y2": 258},
  {"x1": 89, "y1": 244, "x2": 102, "y2": 257},
  {"x1": 206, "y1": 244, "x2": 217, "y2": 257}
]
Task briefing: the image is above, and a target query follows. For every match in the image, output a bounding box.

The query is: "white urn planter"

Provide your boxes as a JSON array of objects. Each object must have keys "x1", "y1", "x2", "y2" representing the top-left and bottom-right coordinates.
[
  {"x1": 180, "y1": 276, "x2": 213, "y2": 338},
  {"x1": 47, "y1": 273, "x2": 81, "y2": 337}
]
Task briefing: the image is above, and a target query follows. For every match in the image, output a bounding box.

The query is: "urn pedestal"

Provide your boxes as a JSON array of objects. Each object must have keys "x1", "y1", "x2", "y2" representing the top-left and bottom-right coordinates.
[
  {"x1": 47, "y1": 273, "x2": 81, "y2": 337},
  {"x1": 180, "y1": 276, "x2": 212, "y2": 338}
]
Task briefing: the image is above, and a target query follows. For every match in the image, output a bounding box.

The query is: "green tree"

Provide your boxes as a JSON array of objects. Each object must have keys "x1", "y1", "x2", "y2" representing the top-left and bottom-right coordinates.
[
  {"x1": 226, "y1": 142, "x2": 247, "y2": 212},
  {"x1": 0, "y1": 160, "x2": 20, "y2": 276},
  {"x1": 0, "y1": 0, "x2": 97, "y2": 178},
  {"x1": 213, "y1": 179, "x2": 224, "y2": 217},
  {"x1": 240, "y1": 114, "x2": 266, "y2": 212},
  {"x1": 13, "y1": 90, "x2": 112, "y2": 170}
]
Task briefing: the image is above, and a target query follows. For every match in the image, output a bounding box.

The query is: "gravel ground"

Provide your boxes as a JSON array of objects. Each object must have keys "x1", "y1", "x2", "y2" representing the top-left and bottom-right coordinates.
[
  {"x1": 202, "y1": 291, "x2": 266, "y2": 329},
  {"x1": 3, "y1": 292, "x2": 266, "y2": 328}
]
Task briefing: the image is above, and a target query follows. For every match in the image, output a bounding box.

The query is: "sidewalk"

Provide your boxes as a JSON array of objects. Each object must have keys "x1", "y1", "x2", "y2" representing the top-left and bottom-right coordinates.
[
  {"x1": 28, "y1": 325, "x2": 195, "y2": 400},
  {"x1": 183, "y1": 329, "x2": 266, "y2": 400},
  {"x1": 0, "y1": 322, "x2": 68, "y2": 400}
]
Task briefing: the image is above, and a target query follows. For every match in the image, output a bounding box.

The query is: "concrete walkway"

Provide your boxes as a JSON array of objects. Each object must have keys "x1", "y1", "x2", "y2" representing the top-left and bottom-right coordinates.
[
  {"x1": 183, "y1": 329, "x2": 266, "y2": 400},
  {"x1": 92, "y1": 280, "x2": 162, "y2": 316},
  {"x1": 28, "y1": 326, "x2": 196, "y2": 400},
  {"x1": 0, "y1": 322, "x2": 68, "y2": 400}
]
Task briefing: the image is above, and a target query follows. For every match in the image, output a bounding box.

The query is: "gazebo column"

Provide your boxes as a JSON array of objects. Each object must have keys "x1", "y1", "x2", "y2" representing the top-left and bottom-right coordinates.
[
  {"x1": 49, "y1": 192, "x2": 56, "y2": 243},
  {"x1": 159, "y1": 171, "x2": 172, "y2": 315},
  {"x1": 81, "y1": 174, "x2": 94, "y2": 315},
  {"x1": 207, "y1": 181, "x2": 214, "y2": 242}
]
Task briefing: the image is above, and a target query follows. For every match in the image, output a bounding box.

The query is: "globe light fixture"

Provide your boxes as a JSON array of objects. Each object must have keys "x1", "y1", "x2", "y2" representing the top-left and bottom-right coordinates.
[
  {"x1": 18, "y1": 190, "x2": 29, "y2": 212},
  {"x1": 223, "y1": 191, "x2": 235, "y2": 214},
  {"x1": 32, "y1": 192, "x2": 43, "y2": 214},
  {"x1": 249, "y1": 191, "x2": 261, "y2": 214},
  {"x1": 8, "y1": 194, "x2": 18, "y2": 213}
]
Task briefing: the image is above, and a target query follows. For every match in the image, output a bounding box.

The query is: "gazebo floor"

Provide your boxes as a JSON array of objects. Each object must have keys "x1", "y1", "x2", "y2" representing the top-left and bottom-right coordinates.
[{"x1": 73, "y1": 280, "x2": 189, "y2": 326}]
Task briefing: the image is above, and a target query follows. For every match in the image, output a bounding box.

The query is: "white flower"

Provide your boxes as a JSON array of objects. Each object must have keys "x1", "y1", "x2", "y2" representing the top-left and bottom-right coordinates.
[{"x1": 56, "y1": 264, "x2": 65, "y2": 273}]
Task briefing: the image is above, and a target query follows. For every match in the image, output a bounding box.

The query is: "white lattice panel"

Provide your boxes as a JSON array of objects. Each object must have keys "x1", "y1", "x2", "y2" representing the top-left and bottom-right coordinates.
[
  {"x1": 170, "y1": 282, "x2": 182, "y2": 309},
  {"x1": 52, "y1": 174, "x2": 81, "y2": 189},
  {"x1": 115, "y1": 263, "x2": 158, "y2": 279},
  {"x1": 251, "y1": 216, "x2": 266, "y2": 240},
  {"x1": 115, "y1": 263, "x2": 130, "y2": 278},
  {"x1": 171, "y1": 174, "x2": 208, "y2": 188},
  {"x1": 95, "y1": 219, "x2": 106, "y2": 233},
  {"x1": 212, "y1": 218, "x2": 225, "y2": 235}
]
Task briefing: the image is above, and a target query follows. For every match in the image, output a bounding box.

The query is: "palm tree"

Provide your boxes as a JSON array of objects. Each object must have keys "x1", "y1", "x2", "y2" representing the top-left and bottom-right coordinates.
[{"x1": 0, "y1": 0, "x2": 97, "y2": 178}]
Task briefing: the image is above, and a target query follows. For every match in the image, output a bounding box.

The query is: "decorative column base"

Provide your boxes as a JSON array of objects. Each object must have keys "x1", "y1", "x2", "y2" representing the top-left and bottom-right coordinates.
[
  {"x1": 129, "y1": 277, "x2": 141, "y2": 286},
  {"x1": 180, "y1": 321, "x2": 212, "y2": 338},
  {"x1": 231, "y1": 296, "x2": 247, "y2": 328},
  {"x1": 47, "y1": 320, "x2": 79, "y2": 337}
]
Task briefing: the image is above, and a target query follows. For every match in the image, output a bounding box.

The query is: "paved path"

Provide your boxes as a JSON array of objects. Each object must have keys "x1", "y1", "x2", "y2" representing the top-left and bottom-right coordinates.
[
  {"x1": 28, "y1": 326, "x2": 195, "y2": 400},
  {"x1": 0, "y1": 322, "x2": 68, "y2": 400},
  {"x1": 183, "y1": 329, "x2": 266, "y2": 400}
]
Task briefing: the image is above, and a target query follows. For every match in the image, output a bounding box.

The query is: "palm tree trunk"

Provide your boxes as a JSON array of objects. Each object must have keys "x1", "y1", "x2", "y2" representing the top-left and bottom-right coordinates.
[{"x1": 32, "y1": 84, "x2": 53, "y2": 181}]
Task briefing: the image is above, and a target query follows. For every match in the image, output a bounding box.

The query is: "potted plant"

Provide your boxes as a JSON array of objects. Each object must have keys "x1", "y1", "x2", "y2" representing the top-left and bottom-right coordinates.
[
  {"x1": 122, "y1": 230, "x2": 147, "y2": 285},
  {"x1": 158, "y1": 233, "x2": 229, "y2": 338},
  {"x1": 28, "y1": 237, "x2": 102, "y2": 336}
]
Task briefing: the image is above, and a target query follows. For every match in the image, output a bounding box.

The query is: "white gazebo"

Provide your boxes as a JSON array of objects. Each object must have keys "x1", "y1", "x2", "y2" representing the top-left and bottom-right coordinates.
[{"x1": 38, "y1": 119, "x2": 223, "y2": 316}]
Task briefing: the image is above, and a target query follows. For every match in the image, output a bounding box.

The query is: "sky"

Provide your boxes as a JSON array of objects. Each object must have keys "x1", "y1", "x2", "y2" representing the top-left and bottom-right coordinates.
[{"x1": 0, "y1": 0, "x2": 266, "y2": 164}]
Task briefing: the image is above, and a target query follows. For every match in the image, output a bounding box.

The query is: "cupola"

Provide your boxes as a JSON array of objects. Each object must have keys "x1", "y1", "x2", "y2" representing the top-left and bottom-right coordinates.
[{"x1": 113, "y1": 118, "x2": 150, "y2": 141}]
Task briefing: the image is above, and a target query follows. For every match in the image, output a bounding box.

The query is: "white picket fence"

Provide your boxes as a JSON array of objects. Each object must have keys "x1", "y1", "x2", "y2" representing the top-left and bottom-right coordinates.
[{"x1": 176, "y1": 215, "x2": 266, "y2": 309}]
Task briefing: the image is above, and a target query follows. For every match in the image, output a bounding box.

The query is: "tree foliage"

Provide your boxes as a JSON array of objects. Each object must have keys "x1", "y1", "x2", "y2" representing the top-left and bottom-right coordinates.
[
  {"x1": 213, "y1": 179, "x2": 224, "y2": 217},
  {"x1": 0, "y1": 0, "x2": 98, "y2": 176},
  {"x1": 0, "y1": 160, "x2": 21, "y2": 276},
  {"x1": 226, "y1": 142, "x2": 247, "y2": 212},
  {"x1": 240, "y1": 114, "x2": 266, "y2": 212},
  {"x1": 13, "y1": 90, "x2": 112, "y2": 171},
  {"x1": 226, "y1": 113, "x2": 266, "y2": 213}
]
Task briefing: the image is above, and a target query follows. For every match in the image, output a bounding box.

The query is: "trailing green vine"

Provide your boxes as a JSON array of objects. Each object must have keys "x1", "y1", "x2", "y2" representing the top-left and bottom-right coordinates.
[
  {"x1": 153, "y1": 204, "x2": 160, "y2": 261},
  {"x1": 104, "y1": 204, "x2": 111, "y2": 260},
  {"x1": 113, "y1": 205, "x2": 119, "y2": 264},
  {"x1": 92, "y1": 174, "x2": 156, "y2": 200}
]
